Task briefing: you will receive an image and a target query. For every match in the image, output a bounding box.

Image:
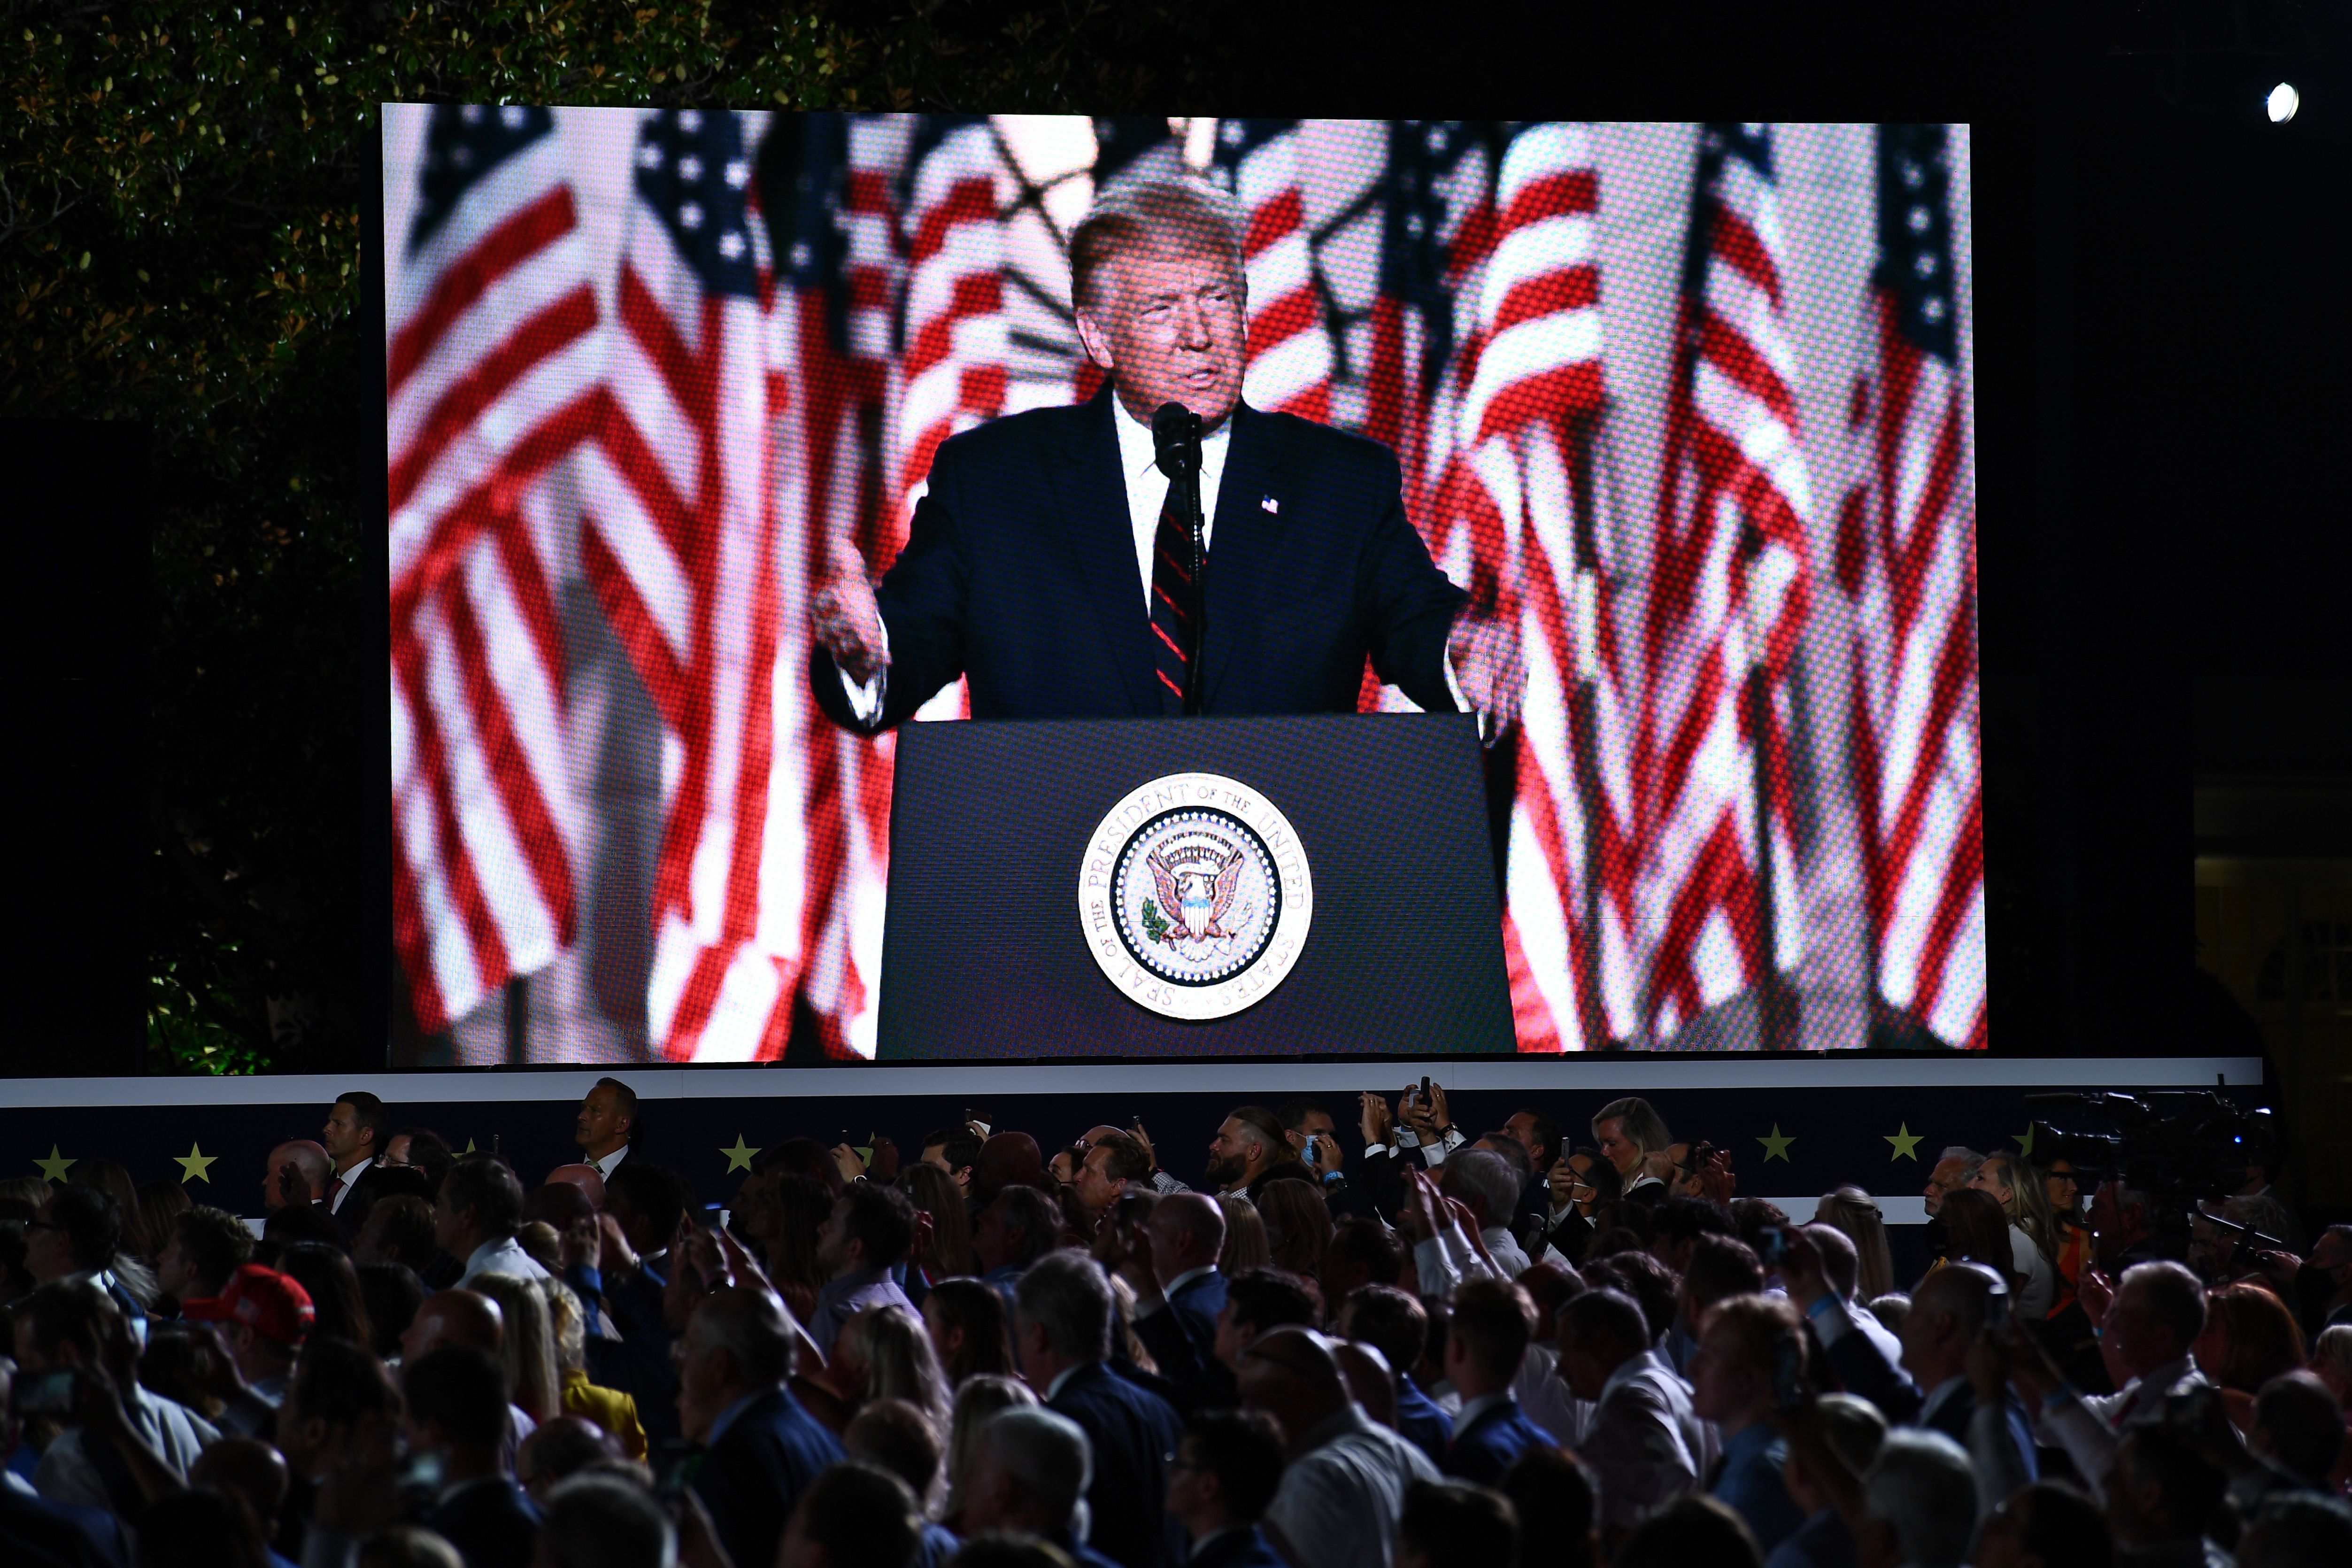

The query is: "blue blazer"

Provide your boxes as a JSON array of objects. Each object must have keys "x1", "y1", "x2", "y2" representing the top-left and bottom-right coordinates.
[
  {"x1": 691, "y1": 1385, "x2": 848, "y2": 1568},
  {"x1": 427, "y1": 1477, "x2": 542, "y2": 1568},
  {"x1": 1442, "y1": 1397, "x2": 1553, "y2": 1486},
  {"x1": 1169, "y1": 1268, "x2": 1228, "y2": 1351},
  {"x1": 1048, "y1": 1360, "x2": 1185, "y2": 1568},
  {"x1": 1395, "y1": 1374, "x2": 1456, "y2": 1467},
  {"x1": 811, "y1": 386, "x2": 1465, "y2": 729},
  {"x1": 1190, "y1": 1526, "x2": 1290, "y2": 1568}
]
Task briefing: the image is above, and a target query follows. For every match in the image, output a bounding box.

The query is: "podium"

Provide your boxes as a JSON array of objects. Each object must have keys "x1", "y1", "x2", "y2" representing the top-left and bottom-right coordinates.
[{"x1": 876, "y1": 712, "x2": 1514, "y2": 1059}]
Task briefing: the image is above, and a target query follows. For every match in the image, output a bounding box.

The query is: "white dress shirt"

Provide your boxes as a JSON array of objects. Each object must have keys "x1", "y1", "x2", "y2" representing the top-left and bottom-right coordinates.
[
  {"x1": 1577, "y1": 1348, "x2": 1711, "y2": 1532},
  {"x1": 586, "y1": 1145, "x2": 630, "y2": 1181},
  {"x1": 1263, "y1": 1402, "x2": 1439, "y2": 1568},
  {"x1": 36, "y1": 1385, "x2": 218, "y2": 1514},
  {"x1": 327, "y1": 1156, "x2": 377, "y2": 1214}
]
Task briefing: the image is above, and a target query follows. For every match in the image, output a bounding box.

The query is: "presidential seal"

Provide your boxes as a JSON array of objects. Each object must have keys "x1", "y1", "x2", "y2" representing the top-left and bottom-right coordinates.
[{"x1": 1077, "y1": 772, "x2": 1312, "y2": 1021}]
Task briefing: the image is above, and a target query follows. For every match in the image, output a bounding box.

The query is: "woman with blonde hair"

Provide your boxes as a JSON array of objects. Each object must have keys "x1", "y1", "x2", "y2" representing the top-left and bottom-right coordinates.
[
  {"x1": 1257, "y1": 1179, "x2": 1334, "y2": 1282},
  {"x1": 1967, "y1": 1151, "x2": 2059, "y2": 1319},
  {"x1": 537, "y1": 1275, "x2": 647, "y2": 1458},
  {"x1": 1217, "y1": 1193, "x2": 1270, "y2": 1274},
  {"x1": 134, "y1": 1182, "x2": 192, "y2": 1269},
  {"x1": 942, "y1": 1373, "x2": 1038, "y2": 1529},
  {"x1": 901, "y1": 1163, "x2": 977, "y2": 1281},
  {"x1": 856, "y1": 1302, "x2": 955, "y2": 1435},
  {"x1": 470, "y1": 1270, "x2": 561, "y2": 1428},
  {"x1": 1811, "y1": 1187, "x2": 1897, "y2": 1302},
  {"x1": 2197, "y1": 1281, "x2": 2307, "y2": 1435}
]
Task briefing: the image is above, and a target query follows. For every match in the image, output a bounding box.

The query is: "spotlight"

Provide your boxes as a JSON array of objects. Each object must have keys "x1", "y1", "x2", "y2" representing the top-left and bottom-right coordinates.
[{"x1": 2266, "y1": 82, "x2": 2299, "y2": 123}]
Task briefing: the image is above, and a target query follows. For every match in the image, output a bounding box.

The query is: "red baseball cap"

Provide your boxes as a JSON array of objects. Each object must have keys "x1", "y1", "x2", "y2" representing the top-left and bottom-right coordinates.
[{"x1": 182, "y1": 1264, "x2": 315, "y2": 1348}]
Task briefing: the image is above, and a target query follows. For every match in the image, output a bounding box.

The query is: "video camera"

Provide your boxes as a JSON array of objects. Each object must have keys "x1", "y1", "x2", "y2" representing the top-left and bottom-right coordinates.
[{"x1": 2025, "y1": 1089, "x2": 2279, "y2": 1239}]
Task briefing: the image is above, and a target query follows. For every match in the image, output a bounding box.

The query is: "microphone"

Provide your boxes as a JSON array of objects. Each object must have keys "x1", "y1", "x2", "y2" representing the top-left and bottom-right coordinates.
[{"x1": 1152, "y1": 401, "x2": 1203, "y2": 480}]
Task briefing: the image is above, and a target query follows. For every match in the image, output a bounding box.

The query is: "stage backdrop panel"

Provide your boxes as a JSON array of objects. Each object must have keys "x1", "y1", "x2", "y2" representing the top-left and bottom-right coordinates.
[{"x1": 383, "y1": 113, "x2": 1981, "y2": 1063}]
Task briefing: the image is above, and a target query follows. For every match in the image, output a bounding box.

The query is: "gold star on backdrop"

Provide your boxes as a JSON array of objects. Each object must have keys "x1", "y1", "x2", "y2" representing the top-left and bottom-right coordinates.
[
  {"x1": 34, "y1": 1145, "x2": 75, "y2": 1182},
  {"x1": 463, "y1": 1139, "x2": 478, "y2": 1155},
  {"x1": 721, "y1": 1135, "x2": 757, "y2": 1173},
  {"x1": 1757, "y1": 1125, "x2": 1794, "y2": 1162},
  {"x1": 175, "y1": 1143, "x2": 217, "y2": 1183},
  {"x1": 2014, "y1": 1124, "x2": 2036, "y2": 1157},
  {"x1": 1885, "y1": 1124, "x2": 1922, "y2": 1161}
]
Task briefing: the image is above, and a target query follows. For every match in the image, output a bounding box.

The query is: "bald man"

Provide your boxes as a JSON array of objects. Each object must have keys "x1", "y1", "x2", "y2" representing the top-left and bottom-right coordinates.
[
  {"x1": 264, "y1": 1140, "x2": 331, "y2": 1212},
  {"x1": 544, "y1": 1164, "x2": 607, "y2": 1211},
  {"x1": 1242, "y1": 1329, "x2": 1437, "y2": 1568},
  {"x1": 400, "y1": 1289, "x2": 538, "y2": 1470}
]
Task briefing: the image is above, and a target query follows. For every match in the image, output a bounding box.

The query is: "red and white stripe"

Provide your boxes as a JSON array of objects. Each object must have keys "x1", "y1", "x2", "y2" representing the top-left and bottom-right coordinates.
[
  {"x1": 1847, "y1": 309, "x2": 1983, "y2": 1050},
  {"x1": 1232, "y1": 125, "x2": 1333, "y2": 425},
  {"x1": 1638, "y1": 131, "x2": 1813, "y2": 1040},
  {"x1": 386, "y1": 123, "x2": 595, "y2": 1034},
  {"x1": 894, "y1": 118, "x2": 1007, "y2": 537},
  {"x1": 575, "y1": 114, "x2": 802, "y2": 1061},
  {"x1": 1458, "y1": 124, "x2": 1603, "y2": 450}
]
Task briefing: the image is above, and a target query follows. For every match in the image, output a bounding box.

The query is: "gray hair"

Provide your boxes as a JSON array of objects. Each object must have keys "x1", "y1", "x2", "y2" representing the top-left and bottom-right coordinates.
[
  {"x1": 1445, "y1": 1150, "x2": 1521, "y2": 1229},
  {"x1": 1015, "y1": 1250, "x2": 1114, "y2": 1363},
  {"x1": 987, "y1": 1406, "x2": 1095, "y2": 1541},
  {"x1": 946, "y1": 1375, "x2": 1038, "y2": 1520},
  {"x1": 694, "y1": 1286, "x2": 799, "y2": 1387},
  {"x1": 1592, "y1": 1097, "x2": 1671, "y2": 1153},
  {"x1": 1936, "y1": 1146, "x2": 1984, "y2": 1171},
  {"x1": 540, "y1": 1474, "x2": 678, "y2": 1568},
  {"x1": 1068, "y1": 176, "x2": 1245, "y2": 312},
  {"x1": 1862, "y1": 1430, "x2": 1977, "y2": 1568}
]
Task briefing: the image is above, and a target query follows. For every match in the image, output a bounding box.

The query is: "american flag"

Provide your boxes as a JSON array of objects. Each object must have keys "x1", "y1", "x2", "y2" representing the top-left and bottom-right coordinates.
[
  {"x1": 386, "y1": 105, "x2": 598, "y2": 1034},
  {"x1": 1639, "y1": 123, "x2": 1814, "y2": 1043},
  {"x1": 575, "y1": 108, "x2": 802, "y2": 1061},
  {"x1": 1840, "y1": 124, "x2": 1983, "y2": 1049},
  {"x1": 894, "y1": 116, "x2": 1007, "y2": 537},
  {"x1": 790, "y1": 113, "x2": 898, "y2": 1061},
  {"x1": 1214, "y1": 119, "x2": 1333, "y2": 425}
]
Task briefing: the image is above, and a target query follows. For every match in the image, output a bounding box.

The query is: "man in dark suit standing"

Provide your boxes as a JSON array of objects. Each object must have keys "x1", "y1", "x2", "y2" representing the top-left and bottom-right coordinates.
[
  {"x1": 320, "y1": 1091, "x2": 407, "y2": 1240},
  {"x1": 679, "y1": 1286, "x2": 846, "y2": 1568},
  {"x1": 1438, "y1": 1279, "x2": 1554, "y2": 1487},
  {"x1": 402, "y1": 1345, "x2": 542, "y2": 1568},
  {"x1": 1017, "y1": 1251, "x2": 1185, "y2": 1568},
  {"x1": 1167, "y1": 1409, "x2": 1292, "y2": 1568},
  {"x1": 810, "y1": 176, "x2": 1519, "y2": 735}
]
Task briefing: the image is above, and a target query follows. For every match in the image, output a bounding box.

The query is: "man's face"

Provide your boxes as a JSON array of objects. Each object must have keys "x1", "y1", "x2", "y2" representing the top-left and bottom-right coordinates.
[
  {"x1": 381, "y1": 1134, "x2": 416, "y2": 1168},
  {"x1": 400, "y1": 1301, "x2": 445, "y2": 1365},
  {"x1": 155, "y1": 1230, "x2": 194, "y2": 1298},
  {"x1": 1206, "y1": 1119, "x2": 1255, "y2": 1188},
  {"x1": 1073, "y1": 1144, "x2": 1126, "y2": 1218},
  {"x1": 1285, "y1": 1111, "x2": 1338, "y2": 1162},
  {"x1": 321, "y1": 1102, "x2": 369, "y2": 1165},
  {"x1": 1555, "y1": 1324, "x2": 1608, "y2": 1403},
  {"x1": 352, "y1": 1206, "x2": 398, "y2": 1268},
  {"x1": 1594, "y1": 1119, "x2": 1642, "y2": 1179},
  {"x1": 430, "y1": 1184, "x2": 469, "y2": 1257},
  {"x1": 1075, "y1": 241, "x2": 1246, "y2": 429},
  {"x1": 2310, "y1": 1231, "x2": 2351, "y2": 1282},
  {"x1": 1164, "y1": 1434, "x2": 1211, "y2": 1527},
  {"x1": 576, "y1": 1087, "x2": 628, "y2": 1155},
  {"x1": 816, "y1": 1196, "x2": 858, "y2": 1278},
  {"x1": 1210, "y1": 1299, "x2": 1250, "y2": 1373},
  {"x1": 1503, "y1": 1113, "x2": 1547, "y2": 1171},
  {"x1": 1561, "y1": 1154, "x2": 1603, "y2": 1215},
  {"x1": 1685, "y1": 1318, "x2": 1752, "y2": 1425},
  {"x1": 25, "y1": 1200, "x2": 75, "y2": 1283},
  {"x1": 2101, "y1": 1279, "x2": 2174, "y2": 1377},
  {"x1": 1923, "y1": 1157, "x2": 1973, "y2": 1215}
]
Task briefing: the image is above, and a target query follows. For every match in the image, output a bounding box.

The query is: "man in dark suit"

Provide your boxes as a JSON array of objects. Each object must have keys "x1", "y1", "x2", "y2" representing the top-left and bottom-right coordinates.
[
  {"x1": 810, "y1": 176, "x2": 1518, "y2": 734},
  {"x1": 1439, "y1": 1279, "x2": 1554, "y2": 1487},
  {"x1": 320, "y1": 1090, "x2": 408, "y2": 1240},
  {"x1": 1336, "y1": 1285, "x2": 1453, "y2": 1467},
  {"x1": 679, "y1": 1286, "x2": 846, "y2": 1568},
  {"x1": 1017, "y1": 1252, "x2": 1184, "y2": 1568},
  {"x1": 1167, "y1": 1409, "x2": 1291, "y2": 1568},
  {"x1": 958, "y1": 1407, "x2": 1125, "y2": 1568},
  {"x1": 1118, "y1": 1193, "x2": 1228, "y2": 1410},
  {"x1": 401, "y1": 1344, "x2": 542, "y2": 1568},
  {"x1": 1895, "y1": 1264, "x2": 2038, "y2": 1482}
]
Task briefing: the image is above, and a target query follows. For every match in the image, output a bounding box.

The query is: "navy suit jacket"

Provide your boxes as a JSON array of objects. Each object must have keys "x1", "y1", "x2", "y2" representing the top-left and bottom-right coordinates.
[
  {"x1": 1133, "y1": 1275, "x2": 1238, "y2": 1417},
  {"x1": 1190, "y1": 1526, "x2": 1290, "y2": 1568},
  {"x1": 1443, "y1": 1397, "x2": 1553, "y2": 1486},
  {"x1": 692, "y1": 1385, "x2": 848, "y2": 1568},
  {"x1": 811, "y1": 387, "x2": 1466, "y2": 729},
  {"x1": 1169, "y1": 1269, "x2": 1228, "y2": 1352},
  {"x1": 1395, "y1": 1374, "x2": 1456, "y2": 1467},
  {"x1": 427, "y1": 1477, "x2": 542, "y2": 1568},
  {"x1": 1048, "y1": 1361, "x2": 1185, "y2": 1568},
  {"x1": 1920, "y1": 1383, "x2": 2040, "y2": 1485}
]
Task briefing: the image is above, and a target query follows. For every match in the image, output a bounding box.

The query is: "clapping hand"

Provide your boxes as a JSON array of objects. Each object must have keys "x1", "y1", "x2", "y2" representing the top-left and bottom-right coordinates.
[
  {"x1": 1358, "y1": 1091, "x2": 1394, "y2": 1148},
  {"x1": 276, "y1": 1160, "x2": 312, "y2": 1208},
  {"x1": 813, "y1": 557, "x2": 889, "y2": 687}
]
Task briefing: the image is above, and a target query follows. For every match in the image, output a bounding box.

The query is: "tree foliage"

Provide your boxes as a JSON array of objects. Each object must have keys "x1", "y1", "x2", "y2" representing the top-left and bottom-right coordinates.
[{"x1": 1, "y1": 0, "x2": 1217, "y2": 1071}]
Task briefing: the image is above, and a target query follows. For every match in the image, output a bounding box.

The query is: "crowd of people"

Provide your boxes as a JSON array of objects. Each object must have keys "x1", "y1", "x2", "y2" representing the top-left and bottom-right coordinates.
[{"x1": 4, "y1": 1079, "x2": 2351, "y2": 1568}]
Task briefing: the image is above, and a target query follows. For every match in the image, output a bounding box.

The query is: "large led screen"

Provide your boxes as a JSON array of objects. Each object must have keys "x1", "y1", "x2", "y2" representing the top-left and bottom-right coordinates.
[{"x1": 385, "y1": 111, "x2": 1979, "y2": 1063}]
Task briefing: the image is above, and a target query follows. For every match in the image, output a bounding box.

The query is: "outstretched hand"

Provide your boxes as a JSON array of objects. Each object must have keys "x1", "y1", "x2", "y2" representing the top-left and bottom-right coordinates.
[
  {"x1": 813, "y1": 563, "x2": 889, "y2": 687},
  {"x1": 1449, "y1": 609, "x2": 1527, "y2": 741}
]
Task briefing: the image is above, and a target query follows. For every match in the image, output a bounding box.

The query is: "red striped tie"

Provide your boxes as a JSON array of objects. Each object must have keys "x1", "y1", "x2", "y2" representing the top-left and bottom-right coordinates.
[{"x1": 1149, "y1": 486, "x2": 1199, "y2": 714}]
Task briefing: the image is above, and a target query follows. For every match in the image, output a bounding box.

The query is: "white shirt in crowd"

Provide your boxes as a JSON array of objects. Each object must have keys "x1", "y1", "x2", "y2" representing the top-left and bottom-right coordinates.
[
  {"x1": 456, "y1": 1236, "x2": 554, "y2": 1288},
  {"x1": 1263, "y1": 1402, "x2": 1440, "y2": 1568},
  {"x1": 586, "y1": 1145, "x2": 630, "y2": 1181},
  {"x1": 1576, "y1": 1348, "x2": 1713, "y2": 1534}
]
